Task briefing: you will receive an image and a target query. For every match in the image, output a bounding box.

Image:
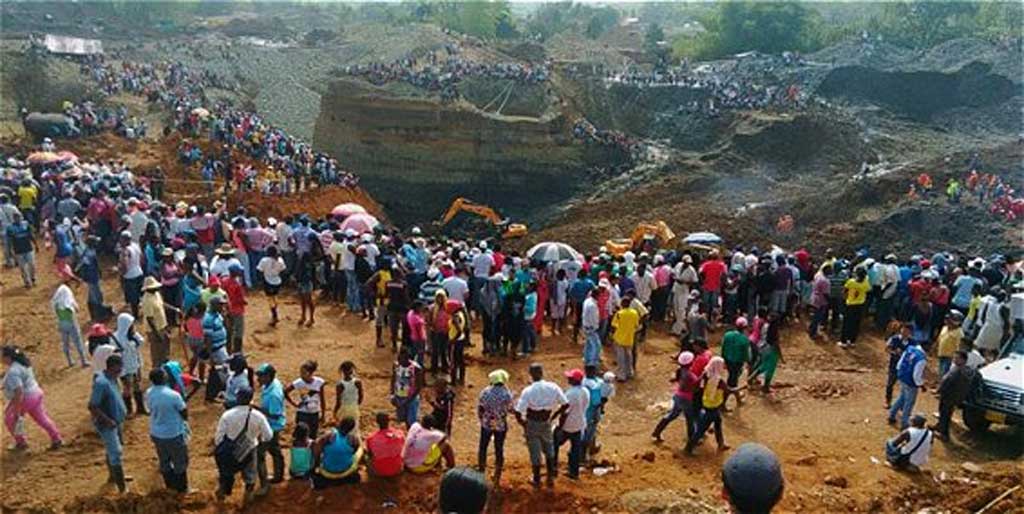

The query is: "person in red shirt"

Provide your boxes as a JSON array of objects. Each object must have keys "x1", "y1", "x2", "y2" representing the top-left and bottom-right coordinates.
[
  {"x1": 908, "y1": 274, "x2": 932, "y2": 306},
  {"x1": 365, "y1": 412, "x2": 406, "y2": 477},
  {"x1": 927, "y1": 275, "x2": 950, "y2": 341},
  {"x1": 689, "y1": 338, "x2": 713, "y2": 378},
  {"x1": 222, "y1": 265, "x2": 247, "y2": 354},
  {"x1": 406, "y1": 302, "x2": 428, "y2": 366},
  {"x1": 699, "y1": 250, "x2": 727, "y2": 325}
]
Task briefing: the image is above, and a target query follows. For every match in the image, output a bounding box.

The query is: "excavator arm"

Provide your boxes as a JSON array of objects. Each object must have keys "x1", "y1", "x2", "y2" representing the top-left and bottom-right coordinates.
[
  {"x1": 439, "y1": 197, "x2": 504, "y2": 226},
  {"x1": 437, "y1": 197, "x2": 527, "y2": 239}
]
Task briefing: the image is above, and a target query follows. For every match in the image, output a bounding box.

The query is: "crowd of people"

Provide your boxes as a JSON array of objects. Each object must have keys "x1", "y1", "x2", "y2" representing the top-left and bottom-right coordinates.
[
  {"x1": 910, "y1": 168, "x2": 1023, "y2": 222},
  {"x1": 603, "y1": 55, "x2": 808, "y2": 117},
  {"x1": 341, "y1": 48, "x2": 550, "y2": 104},
  {"x1": 2, "y1": 126, "x2": 1021, "y2": 507}
]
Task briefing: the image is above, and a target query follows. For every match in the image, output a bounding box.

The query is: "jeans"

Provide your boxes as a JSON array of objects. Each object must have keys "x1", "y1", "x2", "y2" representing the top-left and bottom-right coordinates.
[
  {"x1": 808, "y1": 304, "x2": 828, "y2": 337},
  {"x1": 395, "y1": 396, "x2": 420, "y2": 427},
  {"x1": 2, "y1": 233, "x2": 14, "y2": 266},
  {"x1": 583, "y1": 406, "x2": 602, "y2": 460},
  {"x1": 702, "y1": 290, "x2": 720, "y2": 319},
  {"x1": 769, "y1": 290, "x2": 787, "y2": 315},
  {"x1": 936, "y1": 400, "x2": 956, "y2": 437},
  {"x1": 97, "y1": 425, "x2": 124, "y2": 466},
  {"x1": 888, "y1": 382, "x2": 919, "y2": 429},
  {"x1": 522, "y1": 322, "x2": 537, "y2": 354},
  {"x1": 555, "y1": 429, "x2": 583, "y2": 478},
  {"x1": 478, "y1": 428, "x2": 506, "y2": 472},
  {"x1": 875, "y1": 295, "x2": 895, "y2": 330},
  {"x1": 938, "y1": 357, "x2": 952, "y2": 380},
  {"x1": 689, "y1": 407, "x2": 723, "y2": 449},
  {"x1": 5, "y1": 390, "x2": 61, "y2": 446},
  {"x1": 14, "y1": 251, "x2": 35, "y2": 286},
  {"x1": 257, "y1": 430, "x2": 284, "y2": 484},
  {"x1": 57, "y1": 318, "x2": 86, "y2": 366},
  {"x1": 87, "y1": 280, "x2": 105, "y2": 318},
  {"x1": 345, "y1": 270, "x2": 360, "y2": 311},
  {"x1": 152, "y1": 434, "x2": 189, "y2": 491},
  {"x1": 659, "y1": 395, "x2": 698, "y2": 443},
  {"x1": 583, "y1": 329, "x2": 601, "y2": 367},
  {"x1": 430, "y1": 332, "x2": 449, "y2": 372},
  {"x1": 615, "y1": 344, "x2": 633, "y2": 380},
  {"x1": 218, "y1": 452, "x2": 257, "y2": 495},
  {"x1": 885, "y1": 370, "x2": 898, "y2": 406}
]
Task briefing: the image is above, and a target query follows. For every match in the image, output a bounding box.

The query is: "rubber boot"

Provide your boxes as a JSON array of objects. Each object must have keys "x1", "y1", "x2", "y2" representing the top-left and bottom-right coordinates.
[
  {"x1": 493, "y1": 465, "x2": 503, "y2": 487},
  {"x1": 134, "y1": 391, "x2": 148, "y2": 416},
  {"x1": 161, "y1": 470, "x2": 175, "y2": 490},
  {"x1": 106, "y1": 462, "x2": 116, "y2": 484},
  {"x1": 270, "y1": 307, "x2": 279, "y2": 326},
  {"x1": 122, "y1": 394, "x2": 133, "y2": 416},
  {"x1": 531, "y1": 466, "x2": 541, "y2": 487}
]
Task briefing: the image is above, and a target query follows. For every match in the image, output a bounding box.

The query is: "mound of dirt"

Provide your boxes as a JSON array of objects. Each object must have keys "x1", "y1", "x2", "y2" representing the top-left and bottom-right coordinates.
[{"x1": 804, "y1": 381, "x2": 853, "y2": 400}]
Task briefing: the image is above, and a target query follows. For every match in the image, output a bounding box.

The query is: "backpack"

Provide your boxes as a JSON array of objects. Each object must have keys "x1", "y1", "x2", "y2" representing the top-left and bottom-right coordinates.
[{"x1": 214, "y1": 407, "x2": 254, "y2": 473}]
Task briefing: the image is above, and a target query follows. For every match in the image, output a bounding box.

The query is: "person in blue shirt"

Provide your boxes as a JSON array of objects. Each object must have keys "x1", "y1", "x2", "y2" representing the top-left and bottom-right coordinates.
[
  {"x1": 75, "y1": 236, "x2": 109, "y2": 321},
  {"x1": 145, "y1": 367, "x2": 190, "y2": 492},
  {"x1": 89, "y1": 354, "x2": 129, "y2": 493},
  {"x1": 568, "y1": 275, "x2": 595, "y2": 343},
  {"x1": 255, "y1": 363, "x2": 286, "y2": 488},
  {"x1": 522, "y1": 282, "x2": 539, "y2": 355},
  {"x1": 203, "y1": 296, "x2": 229, "y2": 365}
]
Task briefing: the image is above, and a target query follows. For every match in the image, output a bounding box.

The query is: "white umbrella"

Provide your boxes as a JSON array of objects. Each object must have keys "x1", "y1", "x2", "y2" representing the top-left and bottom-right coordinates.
[
  {"x1": 683, "y1": 232, "x2": 722, "y2": 245},
  {"x1": 527, "y1": 242, "x2": 582, "y2": 263}
]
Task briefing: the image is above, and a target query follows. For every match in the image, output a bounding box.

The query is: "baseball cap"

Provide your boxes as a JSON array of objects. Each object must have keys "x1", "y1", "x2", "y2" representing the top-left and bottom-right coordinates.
[
  {"x1": 735, "y1": 316, "x2": 749, "y2": 328},
  {"x1": 722, "y1": 443, "x2": 784, "y2": 511},
  {"x1": 564, "y1": 368, "x2": 584, "y2": 381},
  {"x1": 255, "y1": 363, "x2": 276, "y2": 376}
]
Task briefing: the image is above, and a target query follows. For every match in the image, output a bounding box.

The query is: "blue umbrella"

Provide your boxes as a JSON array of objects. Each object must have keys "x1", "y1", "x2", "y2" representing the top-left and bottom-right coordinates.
[{"x1": 683, "y1": 232, "x2": 722, "y2": 245}]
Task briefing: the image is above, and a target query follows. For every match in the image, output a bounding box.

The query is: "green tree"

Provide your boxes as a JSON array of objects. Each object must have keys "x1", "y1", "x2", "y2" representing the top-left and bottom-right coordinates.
[
  {"x1": 875, "y1": 0, "x2": 980, "y2": 48},
  {"x1": 672, "y1": 1, "x2": 817, "y2": 60},
  {"x1": 585, "y1": 7, "x2": 619, "y2": 40}
]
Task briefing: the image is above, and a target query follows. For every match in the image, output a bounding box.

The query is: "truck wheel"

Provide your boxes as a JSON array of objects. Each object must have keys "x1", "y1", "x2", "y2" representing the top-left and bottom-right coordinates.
[{"x1": 962, "y1": 406, "x2": 990, "y2": 433}]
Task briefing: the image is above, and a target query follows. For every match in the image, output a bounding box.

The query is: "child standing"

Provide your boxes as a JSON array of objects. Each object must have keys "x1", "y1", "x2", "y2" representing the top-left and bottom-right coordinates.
[
  {"x1": 288, "y1": 422, "x2": 313, "y2": 479},
  {"x1": 430, "y1": 378, "x2": 456, "y2": 436},
  {"x1": 184, "y1": 304, "x2": 205, "y2": 379},
  {"x1": 285, "y1": 360, "x2": 325, "y2": 437},
  {"x1": 332, "y1": 361, "x2": 364, "y2": 437}
]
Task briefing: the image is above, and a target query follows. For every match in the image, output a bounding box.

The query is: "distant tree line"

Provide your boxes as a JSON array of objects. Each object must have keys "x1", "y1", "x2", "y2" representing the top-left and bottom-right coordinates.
[{"x1": 673, "y1": 0, "x2": 1023, "y2": 61}]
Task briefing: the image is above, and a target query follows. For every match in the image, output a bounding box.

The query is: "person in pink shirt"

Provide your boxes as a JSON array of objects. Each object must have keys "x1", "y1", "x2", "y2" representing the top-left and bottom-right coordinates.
[
  {"x1": 652, "y1": 255, "x2": 673, "y2": 322},
  {"x1": 406, "y1": 302, "x2": 428, "y2": 366}
]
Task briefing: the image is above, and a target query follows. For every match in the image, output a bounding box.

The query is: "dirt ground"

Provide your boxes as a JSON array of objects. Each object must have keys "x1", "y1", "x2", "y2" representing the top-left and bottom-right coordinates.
[{"x1": 1, "y1": 245, "x2": 1022, "y2": 514}]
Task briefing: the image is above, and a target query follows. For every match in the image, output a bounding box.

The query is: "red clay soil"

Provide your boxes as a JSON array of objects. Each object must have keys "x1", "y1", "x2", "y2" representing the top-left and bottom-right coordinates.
[{"x1": 2, "y1": 243, "x2": 1022, "y2": 513}]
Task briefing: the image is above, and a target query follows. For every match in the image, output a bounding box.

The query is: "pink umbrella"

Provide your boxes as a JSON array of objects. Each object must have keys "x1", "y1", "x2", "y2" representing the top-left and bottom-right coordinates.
[
  {"x1": 340, "y1": 213, "x2": 380, "y2": 234},
  {"x1": 56, "y1": 151, "x2": 79, "y2": 163},
  {"x1": 331, "y1": 202, "x2": 367, "y2": 219}
]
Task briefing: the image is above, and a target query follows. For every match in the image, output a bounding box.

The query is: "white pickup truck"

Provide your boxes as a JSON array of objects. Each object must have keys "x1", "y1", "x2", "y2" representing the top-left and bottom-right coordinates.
[{"x1": 962, "y1": 293, "x2": 1024, "y2": 433}]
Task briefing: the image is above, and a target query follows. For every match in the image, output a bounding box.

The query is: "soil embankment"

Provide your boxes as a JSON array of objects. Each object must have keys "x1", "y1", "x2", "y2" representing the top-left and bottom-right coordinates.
[{"x1": 313, "y1": 78, "x2": 621, "y2": 225}]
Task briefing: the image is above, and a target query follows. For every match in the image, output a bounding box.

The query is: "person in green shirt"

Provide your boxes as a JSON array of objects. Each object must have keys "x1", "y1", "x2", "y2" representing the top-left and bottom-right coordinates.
[{"x1": 720, "y1": 317, "x2": 751, "y2": 408}]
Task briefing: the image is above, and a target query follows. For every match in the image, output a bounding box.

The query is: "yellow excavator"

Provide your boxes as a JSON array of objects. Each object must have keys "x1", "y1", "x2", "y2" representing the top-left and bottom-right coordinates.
[
  {"x1": 437, "y1": 197, "x2": 528, "y2": 239},
  {"x1": 604, "y1": 221, "x2": 676, "y2": 256}
]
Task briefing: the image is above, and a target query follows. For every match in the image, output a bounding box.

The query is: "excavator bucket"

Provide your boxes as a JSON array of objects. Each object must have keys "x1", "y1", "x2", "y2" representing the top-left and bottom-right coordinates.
[{"x1": 502, "y1": 223, "x2": 528, "y2": 239}]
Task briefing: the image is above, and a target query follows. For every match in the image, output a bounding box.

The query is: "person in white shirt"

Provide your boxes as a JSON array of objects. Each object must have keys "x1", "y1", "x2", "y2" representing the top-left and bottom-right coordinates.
[
  {"x1": 514, "y1": 363, "x2": 569, "y2": 487},
  {"x1": 359, "y1": 233, "x2": 379, "y2": 269},
  {"x1": 582, "y1": 289, "x2": 601, "y2": 367},
  {"x1": 631, "y1": 263, "x2": 657, "y2": 305},
  {"x1": 118, "y1": 231, "x2": 144, "y2": 318},
  {"x1": 671, "y1": 255, "x2": 698, "y2": 335},
  {"x1": 442, "y1": 267, "x2": 470, "y2": 304},
  {"x1": 554, "y1": 368, "x2": 590, "y2": 479},
  {"x1": 885, "y1": 414, "x2": 932, "y2": 470},
  {"x1": 256, "y1": 246, "x2": 287, "y2": 325},
  {"x1": 214, "y1": 388, "x2": 273, "y2": 501},
  {"x1": 875, "y1": 254, "x2": 901, "y2": 329}
]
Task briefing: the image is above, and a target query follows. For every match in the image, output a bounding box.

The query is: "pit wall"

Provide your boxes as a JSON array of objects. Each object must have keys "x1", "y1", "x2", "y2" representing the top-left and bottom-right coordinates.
[{"x1": 313, "y1": 78, "x2": 617, "y2": 225}]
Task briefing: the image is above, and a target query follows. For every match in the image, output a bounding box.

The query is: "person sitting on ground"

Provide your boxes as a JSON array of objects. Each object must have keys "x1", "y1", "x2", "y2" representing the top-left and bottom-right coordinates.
[
  {"x1": 288, "y1": 422, "x2": 313, "y2": 479},
  {"x1": 721, "y1": 443, "x2": 785, "y2": 514},
  {"x1": 311, "y1": 416, "x2": 363, "y2": 488},
  {"x1": 403, "y1": 413, "x2": 456, "y2": 473},
  {"x1": 365, "y1": 411, "x2": 406, "y2": 478},
  {"x1": 438, "y1": 466, "x2": 490, "y2": 514},
  {"x1": 885, "y1": 414, "x2": 933, "y2": 472}
]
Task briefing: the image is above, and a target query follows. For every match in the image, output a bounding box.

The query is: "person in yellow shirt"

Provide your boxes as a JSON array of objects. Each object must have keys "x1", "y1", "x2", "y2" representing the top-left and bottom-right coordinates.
[
  {"x1": 17, "y1": 180, "x2": 38, "y2": 227},
  {"x1": 935, "y1": 311, "x2": 963, "y2": 379},
  {"x1": 840, "y1": 267, "x2": 871, "y2": 348},
  {"x1": 611, "y1": 298, "x2": 639, "y2": 381}
]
